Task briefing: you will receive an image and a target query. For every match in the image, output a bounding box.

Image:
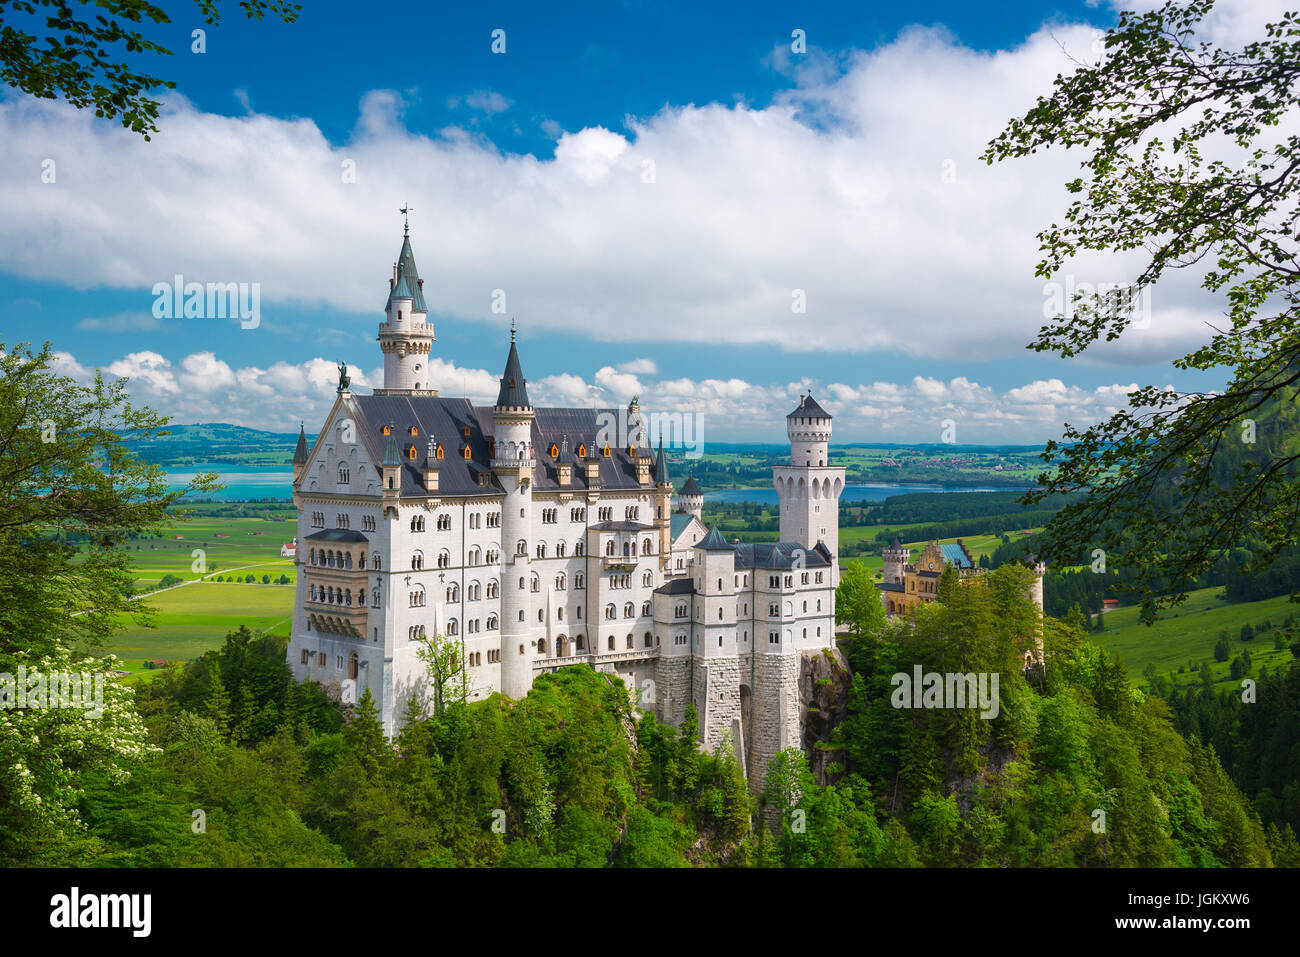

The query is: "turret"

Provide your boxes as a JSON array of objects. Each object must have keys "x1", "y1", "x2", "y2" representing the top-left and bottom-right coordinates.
[
  {"x1": 493, "y1": 323, "x2": 535, "y2": 700},
  {"x1": 381, "y1": 423, "x2": 402, "y2": 497},
  {"x1": 882, "y1": 536, "x2": 909, "y2": 585},
  {"x1": 422, "y1": 436, "x2": 440, "y2": 493},
  {"x1": 678, "y1": 476, "x2": 703, "y2": 520},
  {"x1": 376, "y1": 220, "x2": 437, "y2": 395},
  {"x1": 556, "y1": 436, "x2": 574, "y2": 488},
  {"x1": 786, "y1": 392, "x2": 832, "y2": 467},
  {"x1": 291, "y1": 423, "x2": 309, "y2": 486},
  {"x1": 653, "y1": 435, "x2": 673, "y2": 567}
]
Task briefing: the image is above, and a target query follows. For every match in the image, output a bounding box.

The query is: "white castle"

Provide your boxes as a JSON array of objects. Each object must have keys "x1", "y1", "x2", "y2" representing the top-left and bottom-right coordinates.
[{"x1": 286, "y1": 223, "x2": 845, "y2": 787}]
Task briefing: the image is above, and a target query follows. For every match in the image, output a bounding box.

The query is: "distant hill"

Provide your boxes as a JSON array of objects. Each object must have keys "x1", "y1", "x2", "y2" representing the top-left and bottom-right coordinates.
[{"x1": 124, "y1": 423, "x2": 316, "y2": 467}]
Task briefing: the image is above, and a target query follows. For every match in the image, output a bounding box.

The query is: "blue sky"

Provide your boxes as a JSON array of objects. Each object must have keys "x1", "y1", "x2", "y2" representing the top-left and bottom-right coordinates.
[{"x1": 0, "y1": 0, "x2": 1259, "y2": 442}]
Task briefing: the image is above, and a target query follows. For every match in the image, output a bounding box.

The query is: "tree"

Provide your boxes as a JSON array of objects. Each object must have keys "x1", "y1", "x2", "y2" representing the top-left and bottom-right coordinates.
[
  {"x1": 985, "y1": 0, "x2": 1300, "y2": 621},
  {"x1": 1214, "y1": 637, "x2": 1231, "y2": 662},
  {"x1": 836, "y1": 560, "x2": 885, "y2": 640},
  {"x1": 414, "y1": 633, "x2": 468, "y2": 717},
  {"x1": 0, "y1": 342, "x2": 216, "y2": 863},
  {"x1": 0, "y1": 0, "x2": 301, "y2": 139}
]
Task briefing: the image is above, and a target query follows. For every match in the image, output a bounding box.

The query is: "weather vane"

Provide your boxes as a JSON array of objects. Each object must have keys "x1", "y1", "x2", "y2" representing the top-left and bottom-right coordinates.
[{"x1": 399, "y1": 203, "x2": 413, "y2": 235}]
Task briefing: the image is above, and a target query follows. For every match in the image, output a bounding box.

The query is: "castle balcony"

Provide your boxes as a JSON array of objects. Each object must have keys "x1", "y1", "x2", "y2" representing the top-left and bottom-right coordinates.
[
  {"x1": 378, "y1": 320, "x2": 433, "y2": 337},
  {"x1": 305, "y1": 602, "x2": 368, "y2": 639},
  {"x1": 602, "y1": 557, "x2": 639, "y2": 571},
  {"x1": 531, "y1": 647, "x2": 658, "y2": 672},
  {"x1": 491, "y1": 457, "x2": 536, "y2": 470}
]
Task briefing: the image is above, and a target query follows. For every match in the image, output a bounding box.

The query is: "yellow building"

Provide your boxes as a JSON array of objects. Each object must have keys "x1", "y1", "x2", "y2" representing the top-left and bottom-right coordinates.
[{"x1": 878, "y1": 538, "x2": 984, "y2": 616}]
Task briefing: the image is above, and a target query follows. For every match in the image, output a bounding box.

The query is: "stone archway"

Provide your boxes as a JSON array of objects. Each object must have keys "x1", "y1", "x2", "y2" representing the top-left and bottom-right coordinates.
[{"x1": 557, "y1": 634, "x2": 569, "y2": 657}]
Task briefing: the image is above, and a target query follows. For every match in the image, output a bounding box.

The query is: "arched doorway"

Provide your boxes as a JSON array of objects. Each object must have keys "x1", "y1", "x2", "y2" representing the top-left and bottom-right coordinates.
[
  {"x1": 348, "y1": 652, "x2": 359, "y2": 681},
  {"x1": 557, "y1": 635, "x2": 568, "y2": 657}
]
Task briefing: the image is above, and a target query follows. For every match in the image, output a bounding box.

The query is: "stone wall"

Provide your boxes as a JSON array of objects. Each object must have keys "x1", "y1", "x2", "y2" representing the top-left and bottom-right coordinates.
[
  {"x1": 749, "y1": 652, "x2": 801, "y2": 795},
  {"x1": 697, "y1": 656, "x2": 741, "y2": 752},
  {"x1": 654, "y1": 655, "x2": 692, "y2": 728}
]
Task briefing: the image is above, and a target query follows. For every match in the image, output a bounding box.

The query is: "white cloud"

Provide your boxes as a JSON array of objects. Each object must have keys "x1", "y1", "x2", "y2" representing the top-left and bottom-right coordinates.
[
  {"x1": 0, "y1": 0, "x2": 1276, "y2": 411},
  {"x1": 56, "y1": 344, "x2": 1150, "y2": 443}
]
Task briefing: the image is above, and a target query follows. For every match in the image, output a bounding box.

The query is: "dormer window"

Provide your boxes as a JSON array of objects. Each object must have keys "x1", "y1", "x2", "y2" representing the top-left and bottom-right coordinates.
[
  {"x1": 463, "y1": 446, "x2": 472, "y2": 460},
  {"x1": 550, "y1": 444, "x2": 559, "y2": 459},
  {"x1": 463, "y1": 426, "x2": 471, "y2": 438},
  {"x1": 407, "y1": 445, "x2": 418, "y2": 461},
  {"x1": 577, "y1": 443, "x2": 586, "y2": 458},
  {"x1": 434, "y1": 444, "x2": 444, "y2": 460},
  {"x1": 408, "y1": 426, "x2": 418, "y2": 436},
  {"x1": 601, "y1": 445, "x2": 611, "y2": 458},
  {"x1": 382, "y1": 425, "x2": 392, "y2": 435}
]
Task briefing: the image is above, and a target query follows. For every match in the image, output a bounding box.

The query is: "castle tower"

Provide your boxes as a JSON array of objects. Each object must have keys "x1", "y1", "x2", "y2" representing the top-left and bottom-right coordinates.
[
  {"x1": 376, "y1": 220, "x2": 437, "y2": 395},
  {"x1": 773, "y1": 394, "x2": 846, "y2": 580},
  {"x1": 493, "y1": 324, "x2": 535, "y2": 699},
  {"x1": 691, "y1": 528, "x2": 742, "y2": 752},
  {"x1": 882, "y1": 536, "x2": 909, "y2": 585},
  {"x1": 678, "y1": 476, "x2": 703, "y2": 520}
]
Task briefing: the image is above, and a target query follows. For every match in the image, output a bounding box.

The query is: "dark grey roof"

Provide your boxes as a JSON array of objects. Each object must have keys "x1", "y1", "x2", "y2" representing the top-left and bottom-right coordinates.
[
  {"x1": 590, "y1": 520, "x2": 656, "y2": 532},
  {"x1": 694, "y1": 527, "x2": 734, "y2": 551},
  {"x1": 733, "y1": 541, "x2": 833, "y2": 570},
  {"x1": 654, "y1": 578, "x2": 696, "y2": 595},
  {"x1": 788, "y1": 393, "x2": 831, "y2": 419},
  {"x1": 384, "y1": 234, "x2": 428, "y2": 313},
  {"x1": 348, "y1": 396, "x2": 652, "y2": 498},
  {"x1": 680, "y1": 476, "x2": 701, "y2": 496},
  {"x1": 292, "y1": 424, "x2": 309, "y2": 465},
  {"x1": 495, "y1": 333, "x2": 530, "y2": 408},
  {"x1": 305, "y1": 528, "x2": 371, "y2": 543},
  {"x1": 879, "y1": 581, "x2": 905, "y2": 593}
]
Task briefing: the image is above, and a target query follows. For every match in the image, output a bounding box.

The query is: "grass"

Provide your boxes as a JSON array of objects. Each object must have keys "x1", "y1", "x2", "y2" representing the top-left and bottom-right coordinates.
[
  {"x1": 104, "y1": 581, "x2": 294, "y2": 677},
  {"x1": 1090, "y1": 586, "x2": 1299, "y2": 690}
]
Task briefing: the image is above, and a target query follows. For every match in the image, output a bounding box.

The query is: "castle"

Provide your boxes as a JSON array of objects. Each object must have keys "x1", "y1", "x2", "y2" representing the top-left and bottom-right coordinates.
[{"x1": 286, "y1": 222, "x2": 844, "y2": 789}]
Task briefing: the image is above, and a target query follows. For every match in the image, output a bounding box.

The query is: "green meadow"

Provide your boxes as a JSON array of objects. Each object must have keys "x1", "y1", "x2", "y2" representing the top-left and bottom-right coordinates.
[
  {"x1": 108, "y1": 581, "x2": 294, "y2": 680},
  {"x1": 1091, "y1": 586, "x2": 1298, "y2": 690}
]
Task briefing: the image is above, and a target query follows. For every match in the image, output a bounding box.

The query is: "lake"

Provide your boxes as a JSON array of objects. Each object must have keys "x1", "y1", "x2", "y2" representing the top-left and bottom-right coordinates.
[{"x1": 168, "y1": 465, "x2": 1024, "y2": 505}]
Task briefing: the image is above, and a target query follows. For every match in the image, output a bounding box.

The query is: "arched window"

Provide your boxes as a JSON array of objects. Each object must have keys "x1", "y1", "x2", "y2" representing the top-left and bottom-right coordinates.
[
  {"x1": 447, "y1": 618, "x2": 458, "y2": 636},
  {"x1": 604, "y1": 604, "x2": 615, "y2": 620},
  {"x1": 487, "y1": 579, "x2": 499, "y2": 599},
  {"x1": 605, "y1": 540, "x2": 615, "y2": 557},
  {"x1": 641, "y1": 601, "x2": 651, "y2": 616},
  {"x1": 623, "y1": 602, "x2": 634, "y2": 618}
]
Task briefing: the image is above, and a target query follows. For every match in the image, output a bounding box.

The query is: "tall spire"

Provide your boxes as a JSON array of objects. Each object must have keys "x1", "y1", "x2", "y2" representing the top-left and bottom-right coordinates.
[
  {"x1": 385, "y1": 225, "x2": 427, "y2": 312},
  {"x1": 292, "y1": 422, "x2": 309, "y2": 465},
  {"x1": 495, "y1": 324, "x2": 530, "y2": 408},
  {"x1": 654, "y1": 434, "x2": 669, "y2": 484}
]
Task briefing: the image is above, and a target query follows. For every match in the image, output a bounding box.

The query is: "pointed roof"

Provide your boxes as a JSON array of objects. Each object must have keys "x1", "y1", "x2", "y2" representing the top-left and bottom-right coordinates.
[
  {"x1": 495, "y1": 325, "x2": 531, "y2": 408},
  {"x1": 680, "y1": 476, "x2": 701, "y2": 496},
  {"x1": 292, "y1": 423, "x2": 309, "y2": 465},
  {"x1": 653, "y1": 435, "x2": 669, "y2": 484},
  {"x1": 424, "y1": 437, "x2": 439, "y2": 469},
  {"x1": 694, "y1": 526, "x2": 734, "y2": 552},
  {"x1": 382, "y1": 424, "x2": 401, "y2": 467},
  {"x1": 787, "y1": 393, "x2": 831, "y2": 419},
  {"x1": 384, "y1": 233, "x2": 428, "y2": 313}
]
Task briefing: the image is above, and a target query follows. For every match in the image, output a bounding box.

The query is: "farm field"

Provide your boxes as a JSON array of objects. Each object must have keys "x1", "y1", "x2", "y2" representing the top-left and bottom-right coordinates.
[
  {"x1": 104, "y1": 514, "x2": 298, "y2": 591},
  {"x1": 106, "y1": 581, "x2": 294, "y2": 679},
  {"x1": 1091, "y1": 586, "x2": 1298, "y2": 689}
]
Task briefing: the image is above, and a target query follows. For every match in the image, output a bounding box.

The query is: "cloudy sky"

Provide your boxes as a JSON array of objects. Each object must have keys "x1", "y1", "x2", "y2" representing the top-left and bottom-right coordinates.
[{"x1": 0, "y1": 0, "x2": 1284, "y2": 443}]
